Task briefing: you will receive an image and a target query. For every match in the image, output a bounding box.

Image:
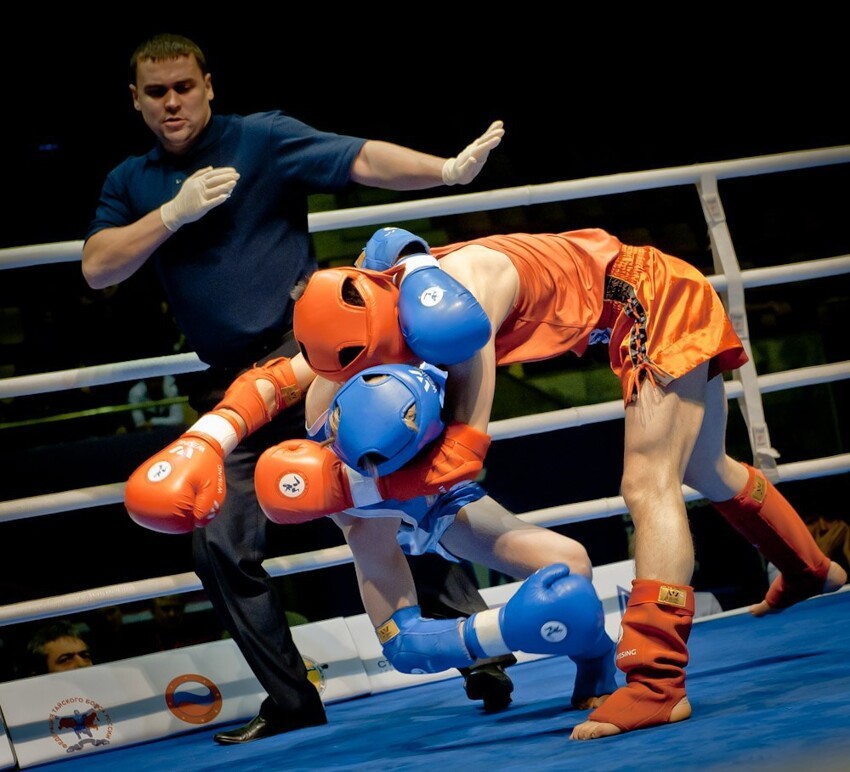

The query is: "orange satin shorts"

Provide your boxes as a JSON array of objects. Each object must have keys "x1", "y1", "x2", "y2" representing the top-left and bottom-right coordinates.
[{"x1": 596, "y1": 245, "x2": 749, "y2": 404}]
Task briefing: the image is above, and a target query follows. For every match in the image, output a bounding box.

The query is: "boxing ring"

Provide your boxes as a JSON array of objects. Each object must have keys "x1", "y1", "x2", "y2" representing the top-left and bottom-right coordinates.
[
  {"x1": 22, "y1": 590, "x2": 850, "y2": 771},
  {"x1": 0, "y1": 146, "x2": 849, "y2": 770}
]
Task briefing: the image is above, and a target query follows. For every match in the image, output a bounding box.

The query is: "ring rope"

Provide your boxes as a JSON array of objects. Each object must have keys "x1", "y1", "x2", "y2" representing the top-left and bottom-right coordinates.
[
  {"x1": 1, "y1": 146, "x2": 848, "y2": 634},
  {"x1": 1, "y1": 360, "x2": 847, "y2": 525},
  {"x1": 1, "y1": 453, "x2": 847, "y2": 628},
  {"x1": 2, "y1": 145, "x2": 848, "y2": 272},
  {"x1": 1, "y1": 255, "x2": 847, "y2": 401}
]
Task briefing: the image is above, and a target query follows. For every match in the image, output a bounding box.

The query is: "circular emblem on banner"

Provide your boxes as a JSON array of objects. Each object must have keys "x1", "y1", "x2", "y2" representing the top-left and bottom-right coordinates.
[
  {"x1": 48, "y1": 696, "x2": 113, "y2": 752},
  {"x1": 165, "y1": 673, "x2": 223, "y2": 724}
]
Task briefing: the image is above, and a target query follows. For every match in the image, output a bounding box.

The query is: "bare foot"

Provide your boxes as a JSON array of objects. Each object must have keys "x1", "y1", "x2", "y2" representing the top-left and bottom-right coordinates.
[
  {"x1": 570, "y1": 697, "x2": 691, "y2": 741},
  {"x1": 570, "y1": 718, "x2": 620, "y2": 741},
  {"x1": 750, "y1": 561, "x2": 848, "y2": 617}
]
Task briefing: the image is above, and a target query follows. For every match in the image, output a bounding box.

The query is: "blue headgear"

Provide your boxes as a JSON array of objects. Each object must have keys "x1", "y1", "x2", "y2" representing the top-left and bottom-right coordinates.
[
  {"x1": 328, "y1": 363, "x2": 446, "y2": 477},
  {"x1": 359, "y1": 227, "x2": 430, "y2": 271}
]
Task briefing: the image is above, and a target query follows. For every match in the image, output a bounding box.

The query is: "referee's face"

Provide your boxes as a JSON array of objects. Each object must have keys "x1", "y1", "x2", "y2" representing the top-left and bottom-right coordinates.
[{"x1": 130, "y1": 54, "x2": 213, "y2": 156}]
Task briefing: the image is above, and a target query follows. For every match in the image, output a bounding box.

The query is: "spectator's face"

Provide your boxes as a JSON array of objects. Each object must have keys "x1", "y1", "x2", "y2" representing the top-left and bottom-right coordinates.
[
  {"x1": 44, "y1": 636, "x2": 93, "y2": 672},
  {"x1": 100, "y1": 605, "x2": 123, "y2": 631},
  {"x1": 153, "y1": 598, "x2": 185, "y2": 628}
]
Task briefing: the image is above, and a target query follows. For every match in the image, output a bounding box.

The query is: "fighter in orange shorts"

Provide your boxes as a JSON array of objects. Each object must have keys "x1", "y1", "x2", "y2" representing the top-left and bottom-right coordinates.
[
  {"x1": 124, "y1": 226, "x2": 846, "y2": 740},
  {"x1": 278, "y1": 227, "x2": 846, "y2": 740}
]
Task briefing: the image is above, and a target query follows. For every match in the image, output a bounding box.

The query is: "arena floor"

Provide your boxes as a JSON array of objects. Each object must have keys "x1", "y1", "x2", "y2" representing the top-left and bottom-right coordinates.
[{"x1": 32, "y1": 588, "x2": 850, "y2": 772}]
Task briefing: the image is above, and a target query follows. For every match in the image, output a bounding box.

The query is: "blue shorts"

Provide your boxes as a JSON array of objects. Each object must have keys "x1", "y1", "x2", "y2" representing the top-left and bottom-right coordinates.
[{"x1": 343, "y1": 481, "x2": 487, "y2": 562}]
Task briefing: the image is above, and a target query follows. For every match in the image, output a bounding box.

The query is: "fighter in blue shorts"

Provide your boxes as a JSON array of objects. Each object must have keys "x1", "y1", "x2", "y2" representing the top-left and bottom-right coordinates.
[
  {"x1": 295, "y1": 356, "x2": 618, "y2": 712},
  {"x1": 126, "y1": 226, "x2": 619, "y2": 713},
  {"x1": 304, "y1": 362, "x2": 481, "y2": 562}
]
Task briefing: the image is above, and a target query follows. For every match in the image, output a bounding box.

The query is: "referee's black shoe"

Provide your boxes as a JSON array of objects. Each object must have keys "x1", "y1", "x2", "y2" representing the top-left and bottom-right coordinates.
[
  {"x1": 461, "y1": 659, "x2": 515, "y2": 712},
  {"x1": 213, "y1": 712, "x2": 327, "y2": 745}
]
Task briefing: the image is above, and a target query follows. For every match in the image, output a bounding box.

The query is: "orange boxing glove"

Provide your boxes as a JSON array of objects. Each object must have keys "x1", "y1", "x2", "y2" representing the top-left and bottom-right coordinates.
[
  {"x1": 256, "y1": 439, "x2": 364, "y2": 524},
  {"x1": 377, "y1": 423, "x2": 491, "y2": 501},
  {"x1": 124, "y1": 357, "x2": 304, "y2": 535},
  {"x1": 216, "y1": 357, "x2": 303, "y2": 436},
  {"x1": 124, "y1": 422, "x2": 233, "y2": 534}
]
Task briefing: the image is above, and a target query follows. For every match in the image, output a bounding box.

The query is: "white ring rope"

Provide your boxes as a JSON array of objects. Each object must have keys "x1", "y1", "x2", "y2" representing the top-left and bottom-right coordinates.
[
  {"x1": 2, "y1": 453, "x2": 848, "y2": 627},
  {"x1": 1, "y1": 254, "x2": 847, "y2": 401},
  {"x1": 488, "y1": 361, "x2": 850, "y2": 441},
  {"x1": 1, "y1": 145, "x2": 848, "y2": 628},
  {"x1": 0, "y1": 353, "x2": 209, "y2": 400},
  {"x1": 1, "y1": 360, "x2": 848, "y2": 526},
  {"x1": 2, "y1": 144, "x2": 848, "y2": 271}
]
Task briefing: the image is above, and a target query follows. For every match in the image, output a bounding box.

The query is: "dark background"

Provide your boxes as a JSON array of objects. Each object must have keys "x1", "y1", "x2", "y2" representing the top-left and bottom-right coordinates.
[
  {"x1": 1, "y1": 16, "x2": 848, "y2": 666},
  {"x1": 3, "y1": 16, "x2": 849, "y2": 248}
]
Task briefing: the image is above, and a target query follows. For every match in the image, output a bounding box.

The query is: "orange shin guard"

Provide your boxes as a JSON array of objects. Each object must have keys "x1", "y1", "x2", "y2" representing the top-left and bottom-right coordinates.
[
  {"x1": 711, "y1": 464, "x2": 829, "y2": 609},
  {"x1": 588, "y1": 579, "x2": 694, "y2": 731}
]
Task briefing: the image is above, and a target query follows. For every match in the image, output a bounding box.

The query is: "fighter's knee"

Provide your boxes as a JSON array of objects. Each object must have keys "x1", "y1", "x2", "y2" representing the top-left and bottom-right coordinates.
[
  {"x1": 619, "y1": 471, "x2": 648, "y2": 512},
  {"x1": 621, "y1": 465, "x2": 680, "y2": 514}
]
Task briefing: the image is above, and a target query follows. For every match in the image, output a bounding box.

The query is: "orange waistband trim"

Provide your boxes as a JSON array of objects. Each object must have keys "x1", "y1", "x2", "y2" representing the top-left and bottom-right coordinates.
[{"x1": 608, "y1": 244, "x2": 649, "y2": 288}]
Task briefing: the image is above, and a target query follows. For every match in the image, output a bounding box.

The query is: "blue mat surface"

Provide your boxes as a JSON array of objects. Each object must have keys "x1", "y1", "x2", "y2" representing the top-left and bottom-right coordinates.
[{"x1": 33, "y1": 590, "x2": 850, "y2": 771}]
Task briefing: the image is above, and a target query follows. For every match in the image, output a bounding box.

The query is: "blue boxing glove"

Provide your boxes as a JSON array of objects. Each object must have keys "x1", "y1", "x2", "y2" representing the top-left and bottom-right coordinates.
[
  {"x1": 377, "y1": 605, "x2": 474, "y2": 674},
  {"x1": 396, "y1": 256, "x2": 491, "y2": 366},
  {"x1": 359, "y1": 227, "x2": 430, "y2": 271},
  {"x1": 376, "y1": 565, "x2": 606, "y2": 675},
  {"x1": 463, "y1": 564, "x2": 606, "y2": 660}
]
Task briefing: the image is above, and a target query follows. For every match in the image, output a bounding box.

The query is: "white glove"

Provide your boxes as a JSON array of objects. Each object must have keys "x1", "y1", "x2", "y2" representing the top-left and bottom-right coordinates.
[
  {"x1": 160, "y1": 166, "x2": 240, "y2": 232},
  {"x1": 441, "y1": 120, "x2": 504, "y2": 186}
]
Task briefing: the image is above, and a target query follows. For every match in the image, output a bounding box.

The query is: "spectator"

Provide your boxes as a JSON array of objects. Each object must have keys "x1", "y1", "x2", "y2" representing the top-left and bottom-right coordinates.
[
  {"x1": 85, "y1": 599, "x2": 222, "y2": 661},
  {"x1": 807, "y1": 514, "x2": 850, "y2": 574},
  {"x1": 83, "y1": 604, "x2": 149, "y2": 663},
  {"x1": 25, "y1": 619, "x2": 93, "y2": 675},
  {"x1": 128, "y1": 375, "x2": 184, "y2": 430},
  {"x1": 139, "y1": 594, "x2": 220, "y2": 652}
]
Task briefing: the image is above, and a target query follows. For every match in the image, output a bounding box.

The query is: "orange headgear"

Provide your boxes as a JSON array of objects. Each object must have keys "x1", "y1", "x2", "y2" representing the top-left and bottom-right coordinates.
[{"x1": 293, "y1": 267, "x2": 414, "y2": 382}]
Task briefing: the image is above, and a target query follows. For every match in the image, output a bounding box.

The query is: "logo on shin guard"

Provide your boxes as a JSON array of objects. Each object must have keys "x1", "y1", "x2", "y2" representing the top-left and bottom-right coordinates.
[
  {"x1": 657, "y1": 585, "x2": 688, "y2": 607},
  {"x1": 752, "y1": 474, "x2": 767, "y2": 504}
]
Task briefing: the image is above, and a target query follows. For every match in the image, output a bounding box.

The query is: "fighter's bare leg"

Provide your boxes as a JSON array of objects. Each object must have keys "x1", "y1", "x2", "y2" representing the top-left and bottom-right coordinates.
[
  {"x1": 442, "y1": 495, "x2": 592, "y2": 580},
  {"x1": 572, "y1": 365, "x2": 708, "y2": 741},
  {"x1": 337, "y1": 499, "x2": 614, "y2": 707},
  {"x1": 445, "y1": 497, "x2": 617, "y2": 707},
  {"x1": 682, "y1": 373, "x2": 749, "y2": 499},
  {"x1": 684, "y1": 377, "x2": 846, "y2": 616},
  {"x1": 333, "y1": 514, "x2": 417, "y2": 626}
]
